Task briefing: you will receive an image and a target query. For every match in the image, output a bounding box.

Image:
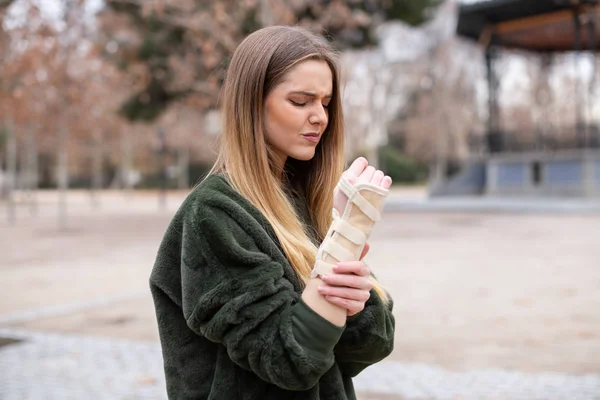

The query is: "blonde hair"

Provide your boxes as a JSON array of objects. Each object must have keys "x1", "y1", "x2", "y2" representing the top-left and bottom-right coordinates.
[{"x1": 206, "y1": 26, "x2": 388, "y2": 303}]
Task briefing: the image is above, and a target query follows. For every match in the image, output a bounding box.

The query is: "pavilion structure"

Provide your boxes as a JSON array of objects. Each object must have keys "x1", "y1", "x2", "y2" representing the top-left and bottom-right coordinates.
[{"x1": 434, "y1": 0, "x2": 600, "y2": 197}]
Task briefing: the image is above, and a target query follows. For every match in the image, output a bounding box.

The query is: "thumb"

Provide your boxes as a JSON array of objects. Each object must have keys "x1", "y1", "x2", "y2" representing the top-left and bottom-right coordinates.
[{"x1": 344, "y1": 173, "x2": 357, "y2": 185}]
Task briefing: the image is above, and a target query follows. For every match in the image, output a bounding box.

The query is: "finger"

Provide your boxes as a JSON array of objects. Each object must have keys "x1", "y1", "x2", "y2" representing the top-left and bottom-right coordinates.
[
  {"x1": 371, "y1": 170, "x2": 384, "y2": 186},
  {"x1": 318, "y1": 286, "x2": 371, "y2": 302},
  {"x1": 358, "y1": 166, "x2": 376, "y2": 184},
  {"x1": 324, "y1": 296, "x2": 365, "y2": 314},
  {"x1": 322, "y1": 273, "x2": 373, "y2": 290},
  {"x1": 346, "y1": 157, "x2": 368, "y2": 178},
  {"x1": 382, "y1": 175, "x2": 392, "y2": 189},
  {"x1": 332, "y1": 261, "x2": 370, "y2": 277},
  {"x1": 359, "y1": 243, "x2": 370, "y2": 260},
  {"x1": 317, "y1": 281, "x2": 336, "y2": 290}
]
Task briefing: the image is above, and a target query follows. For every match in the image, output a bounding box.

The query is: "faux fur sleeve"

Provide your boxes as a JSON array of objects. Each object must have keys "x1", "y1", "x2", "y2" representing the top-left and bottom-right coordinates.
[
  {"x1": 179, "y1": 195, "x2": 343, "y2": 391},
  {"x1": 333, "y1": 289, "x2": 395, "y2": 377}
]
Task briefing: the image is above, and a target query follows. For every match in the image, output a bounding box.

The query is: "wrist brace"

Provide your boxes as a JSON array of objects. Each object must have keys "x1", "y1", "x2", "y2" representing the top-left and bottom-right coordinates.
[{"x1": 311, "y1": 177, "x2": 389, "y2": 278}]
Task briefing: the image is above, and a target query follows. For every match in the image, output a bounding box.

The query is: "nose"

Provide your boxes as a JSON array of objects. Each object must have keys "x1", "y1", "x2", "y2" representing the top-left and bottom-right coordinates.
[{"x1": 309, "y1": 105, "x2": 328, "y2": 127}]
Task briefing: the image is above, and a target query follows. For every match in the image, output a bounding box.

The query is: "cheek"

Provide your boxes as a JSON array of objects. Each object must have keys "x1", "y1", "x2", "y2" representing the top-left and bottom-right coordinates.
[{"x1": 266, "y1": 103, "x2": 305, "y2": 134}]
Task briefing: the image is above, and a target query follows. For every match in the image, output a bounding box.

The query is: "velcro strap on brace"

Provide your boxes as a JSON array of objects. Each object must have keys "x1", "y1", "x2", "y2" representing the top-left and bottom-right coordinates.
[
  {"x1": 331, "y1": 218, "x2": 367, "y2": 245},
  {"x1": 321, "y1": 240, "x2": 355, "y2": 262}
]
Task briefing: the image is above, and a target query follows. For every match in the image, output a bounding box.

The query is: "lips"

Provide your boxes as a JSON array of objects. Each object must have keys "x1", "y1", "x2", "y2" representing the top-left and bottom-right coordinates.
[{"x1": 302, "y1": 132, "x2": 320, "y2": 143}]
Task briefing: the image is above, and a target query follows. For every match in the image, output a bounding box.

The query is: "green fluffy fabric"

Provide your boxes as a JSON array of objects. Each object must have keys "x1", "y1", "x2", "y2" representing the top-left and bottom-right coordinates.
[{"x1": 150, "y1": 174, "x2": 395, "y2": 399}]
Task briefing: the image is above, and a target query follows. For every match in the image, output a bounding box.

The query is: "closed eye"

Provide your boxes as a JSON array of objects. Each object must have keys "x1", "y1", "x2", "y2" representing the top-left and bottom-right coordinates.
[{"x1": 290, "y1": 100, "x2": 306, "y2": 107}]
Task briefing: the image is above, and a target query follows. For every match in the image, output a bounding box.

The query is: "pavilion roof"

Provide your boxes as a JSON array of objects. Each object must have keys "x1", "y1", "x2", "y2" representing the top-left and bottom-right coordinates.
[{"x1": 456, "y1": 0, "x2": 600, "y2": 52}]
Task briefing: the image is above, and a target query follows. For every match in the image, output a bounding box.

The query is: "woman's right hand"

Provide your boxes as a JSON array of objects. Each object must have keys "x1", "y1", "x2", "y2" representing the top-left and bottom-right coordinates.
[{"x1": 333, "y1": 157, "x2": 392, "y2": 216}]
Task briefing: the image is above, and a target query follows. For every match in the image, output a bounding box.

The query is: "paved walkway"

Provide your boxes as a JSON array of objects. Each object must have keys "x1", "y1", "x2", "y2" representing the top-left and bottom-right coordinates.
[{"x1": 2, "y1": 325, "x2": 600, "y2": 400}]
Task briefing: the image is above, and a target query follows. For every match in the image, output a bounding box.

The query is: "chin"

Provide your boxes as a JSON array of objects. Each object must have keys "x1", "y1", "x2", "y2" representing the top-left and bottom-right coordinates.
[{"x1": 290, "y1": 150, "x2": 316, "y2": 161}]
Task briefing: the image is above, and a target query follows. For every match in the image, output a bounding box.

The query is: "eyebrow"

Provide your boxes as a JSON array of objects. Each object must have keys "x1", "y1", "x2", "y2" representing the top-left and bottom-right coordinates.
[{"x1": 289, "y1": 91, "x2": 332, "y2": 99}]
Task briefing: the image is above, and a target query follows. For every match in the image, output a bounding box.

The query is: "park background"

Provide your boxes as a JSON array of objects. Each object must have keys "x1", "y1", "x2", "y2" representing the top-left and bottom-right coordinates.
[{"x1": 1, "y1": 0, "x2": 600, "y2": 399}]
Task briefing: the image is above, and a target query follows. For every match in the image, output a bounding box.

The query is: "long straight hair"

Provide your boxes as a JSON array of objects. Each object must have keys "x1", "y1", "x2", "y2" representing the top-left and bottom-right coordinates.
[{"x1": 207, "y1": 26, "x2": 388, "y2": 303}]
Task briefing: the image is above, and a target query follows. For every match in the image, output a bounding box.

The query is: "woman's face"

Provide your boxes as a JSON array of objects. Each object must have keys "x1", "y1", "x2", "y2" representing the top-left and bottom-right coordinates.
[{"x1": 264, "y1": 59, "x2": 333, "y2": 167}]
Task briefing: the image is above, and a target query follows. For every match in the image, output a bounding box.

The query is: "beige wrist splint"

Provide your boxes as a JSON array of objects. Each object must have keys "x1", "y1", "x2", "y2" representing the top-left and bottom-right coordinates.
[{"x1": 311, "y1": 177, "x2": 389, "y2": 279}]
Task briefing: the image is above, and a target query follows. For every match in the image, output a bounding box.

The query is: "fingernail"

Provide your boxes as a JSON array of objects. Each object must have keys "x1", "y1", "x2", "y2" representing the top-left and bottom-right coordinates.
[{"x1": 321, "y1": 274, "x2": 328, "y2": 280}]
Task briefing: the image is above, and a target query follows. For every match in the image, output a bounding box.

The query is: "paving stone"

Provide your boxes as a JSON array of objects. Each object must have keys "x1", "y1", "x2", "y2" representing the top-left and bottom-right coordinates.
[{"x1": 1, "y1": 326, "x2": 600, "y2": 400}]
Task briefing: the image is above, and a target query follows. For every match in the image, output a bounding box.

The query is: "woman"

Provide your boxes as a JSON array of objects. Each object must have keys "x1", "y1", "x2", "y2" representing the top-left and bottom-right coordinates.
[{"x1": 150, "y1": 26, "x2": 395, "y2": 400}]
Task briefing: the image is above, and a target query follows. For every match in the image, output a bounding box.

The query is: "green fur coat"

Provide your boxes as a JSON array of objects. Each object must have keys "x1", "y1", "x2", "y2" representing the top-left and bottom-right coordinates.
[{"x1": 150, "y1": 174, "x2": 395, "y2": 399}]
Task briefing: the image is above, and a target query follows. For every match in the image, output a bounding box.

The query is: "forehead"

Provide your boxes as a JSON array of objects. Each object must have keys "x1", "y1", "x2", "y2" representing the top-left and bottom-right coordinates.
[{"x1": 276, "y1": 59, "x2": 333, "y2": 94}]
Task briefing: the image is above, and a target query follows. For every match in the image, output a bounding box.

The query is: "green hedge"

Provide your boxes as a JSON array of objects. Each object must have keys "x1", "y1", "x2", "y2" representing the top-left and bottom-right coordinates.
[
  {"x1": 137, "y1": 162, "x2": 212, "y2": 189},
  {"x1": 378, "y1": 146, "x2": 428, "y2": 184}
]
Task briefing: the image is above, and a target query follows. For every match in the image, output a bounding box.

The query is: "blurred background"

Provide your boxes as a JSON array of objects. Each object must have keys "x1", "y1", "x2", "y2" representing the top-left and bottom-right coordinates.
[{"x1": 1, "y1": 0, "x2": 599, "y2": 399}]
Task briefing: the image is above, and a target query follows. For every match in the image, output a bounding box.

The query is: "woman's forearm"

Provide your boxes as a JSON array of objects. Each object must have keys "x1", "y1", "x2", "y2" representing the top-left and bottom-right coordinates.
[{"x1": 301, "y1": 278, "x2": 347, "y2": 327}]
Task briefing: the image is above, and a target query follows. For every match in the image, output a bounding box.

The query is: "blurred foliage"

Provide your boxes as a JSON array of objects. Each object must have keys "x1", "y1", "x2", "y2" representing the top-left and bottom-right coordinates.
[
  {"x1": 100, "y1": 0, "x2": 440, "y2": 123},
  {"x1": 0, "y1": 0, "x2": 14, "y2": 10},
  {"x1": 385, "y1": 0, "x2": 443, "y2": 25},
  {"x1": 0, "y1": 126, "x2": 6, "y2": 169},
  {"x1": 0, "y1": 126, "x2": 6, "y2": 148},
  {"x1": 137, "y1": 161, "x2": 211, "y2": 189},
  {"x1": 379, "y1": 145, "x2": 429, "y2": 184}
]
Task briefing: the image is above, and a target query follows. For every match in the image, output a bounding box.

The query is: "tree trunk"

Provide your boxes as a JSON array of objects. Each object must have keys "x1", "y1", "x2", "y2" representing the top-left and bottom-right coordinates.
[
  {"x1": 121, "y1": 128, "x2": 133, "y2": 197},
  {"x1": 91, "y1": 129, "x2": 104, "y2": 208},
  {"x1": 177, "y1": 145, "x2": 189, "y2": 190},
  {"x1": 57, "y1": 121, "x2": 69, "y2": 230},
  {"x1": 157, "y1": 126, "x2": 167, "y2": 210},
  {"x1": 5, "y1": 119, "x2": 17, "y2": 224},
  {"x1": 26, "y1": 124, "x2": 38, "y2": 216},
  {"x1": 427, "y1": 47, "x2": 448, "y2": 189},
  {"x1": 260, "y1": 0, "x2": 273, "y2": 26}
]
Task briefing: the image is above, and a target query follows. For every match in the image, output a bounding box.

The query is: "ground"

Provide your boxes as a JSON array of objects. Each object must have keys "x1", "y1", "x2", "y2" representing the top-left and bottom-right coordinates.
[{"x1": 0, "y1": 189, "x2": 599, "y2": 399}]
